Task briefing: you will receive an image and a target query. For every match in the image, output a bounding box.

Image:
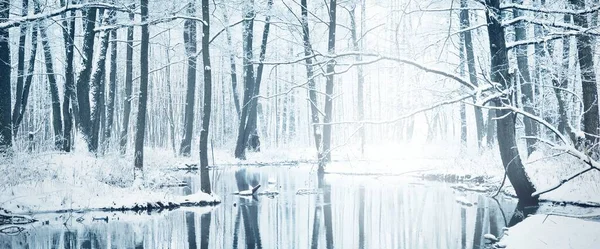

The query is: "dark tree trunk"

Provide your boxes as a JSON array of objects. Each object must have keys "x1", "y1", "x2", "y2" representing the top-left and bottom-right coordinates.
[
  {"x1": 89, "y1": 10, "x2": 112, "y2": 153},
  {"x1": 570, "y1": 0, "x2": 600, "y2": 147},
  {"x1": 119, "y1": 9, "x2": 134, "y2": 154},
  {"x1": 180, "y1": 0, "x2": 197, "y2": 157},
  {"x1": 553, "y1": 14, "x2": 576, "y2": 143},
  {"x1": 39, "y1": 24, "x2": 63, "y2": 150},
  {"x1": 61, "y1": 2, "x2": 76, "y2": 152},
  {"x1": 199, "y1": 0, "x2": 212, "y2": 194},
  {"x1": 76, "y1": 8, "x2": 97, "y2": 150},
  {"x1": 105, "y1": 14, "x2": 118, "y2": 152},
  {"x1": 0, "y1": 0, "x2": 11, "y2": 152},
  {"x1": 222, "y1": 11, "x2": 241, "y2": 118},
  {"x1": 485, "y1": 0, "x2": 537, "y2": 203},
  {"x1": 460, "y1": 0, "x2": 484, "y2": 148},
  {"x1": 134, "y1": 0, "x2": 150, "y2": 173},
  {"x1": 13, "y1": 22, "x2": 38, "y2": 137},
  {"x1": 243, "y1": 0, "x2": 274, "y2": 153},
  {"x1": 321, "y1": 0, "x2": 337, "y2": 169},
  {"x1": 12, "y1": 0, "x2": 27, "y2": 131},
  {"x1": 300, "y1": 0, "x2": 322, "y2": 159},
  {"x1": 234, "y1": 0, "x2": 255, "y2": 159},
  {"x1": 512, "y1": 0, "x2": 537, "y2": 156}
]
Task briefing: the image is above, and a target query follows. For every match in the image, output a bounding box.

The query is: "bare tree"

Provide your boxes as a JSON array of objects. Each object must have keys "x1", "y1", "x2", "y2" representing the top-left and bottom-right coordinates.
[
  {"x1": 104, "y1": 11, "x2": 118, "y2": 152},
  {"x1": 485, "y1": 0, "x2": 537, "y2": 202},
  {"x1": 512, "y1": 0, "x2": 538, "y2": 155},
  {"x1": 243, "y1": 0, "x2": 274, "y2": 153},
  {"x1": 75, "y1": 7, "x2": 97, "y2": 150},
  {"x1": 300, "y1": 0, "x2": 322, "y2": 160},
  {"x1": 134, "y1": 0, "x2": 150, "y2": 174},
  {"x1": 234, "y1": 0, "x2": 256, "y2": 159},
  {"x1": 460, "y1": 0, "x2": 484, "y2": 148},
  {"x1": 321, "y1": 0, "x2": 337, "y2": 169},
  {"x1": 180, "y1": 0, "x2": 198, "y2": 157},
  {"x1": 569, "y1": 0, "x2": 599, "y2": 148},
  {"x1": 119, "y1": 8, "x2": 135, "y2": 154},
  {"x1": 61, "y1": 0, "x2": 76, "y2": 152},
  {"x1": 199, "y1": 0, "x2": 212, "y2": 194},
  {"x1": 39, "y1": 22, "x2": 63, "y2": 150},
  {"x1": 0, "y1": 0, "x2": 11, "y2": 153}
]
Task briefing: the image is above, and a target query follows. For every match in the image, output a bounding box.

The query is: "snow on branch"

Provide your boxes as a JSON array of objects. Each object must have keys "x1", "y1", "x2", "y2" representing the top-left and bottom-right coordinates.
[
  {"x1": 0, "y1": 3, "x2": 135, "y2": 29},
  {"x1": 502, "y1": 16, "x2": 600, "y2": 36},
  {"x1": 325, "y1": 51, "x2": 478, "y2": 91},
  {"x1": 314, "y1": 93, "x2": 478, "y2": 126},
  {"x1": 500, "y1": 3, "x2": 600, "y2": 16}
]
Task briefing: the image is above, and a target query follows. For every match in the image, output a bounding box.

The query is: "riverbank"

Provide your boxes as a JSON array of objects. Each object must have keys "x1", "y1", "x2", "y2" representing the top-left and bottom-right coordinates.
[{"x1": 0, "y1": 149, "x2": 220, "y2": 216}]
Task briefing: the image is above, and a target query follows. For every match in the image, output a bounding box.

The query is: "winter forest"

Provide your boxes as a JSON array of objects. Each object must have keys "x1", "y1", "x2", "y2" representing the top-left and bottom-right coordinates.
[{"x1": 1, "y1": 0, "x2": 600, "y2": 248}]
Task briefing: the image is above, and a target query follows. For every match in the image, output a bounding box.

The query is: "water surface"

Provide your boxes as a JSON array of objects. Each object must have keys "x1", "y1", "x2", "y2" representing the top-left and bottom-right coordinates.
[{"x1": 1, "y1": 165, "x2": 592, "y2": 248}]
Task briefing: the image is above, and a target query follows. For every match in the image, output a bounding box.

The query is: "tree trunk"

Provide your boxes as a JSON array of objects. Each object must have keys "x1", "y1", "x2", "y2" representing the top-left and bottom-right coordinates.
[
  {"x1": 119, "y1": 9, "x2": 134, "y2": 154},
  {"x1": 570, "y1": 0, "x2": 600, "y2": 147},
  {"x1": 485, "y1": 0, "x2": 537, "y2": 203},
  {"x1": 76, "y1": 8, "x2": 97, "y2": 150},
  {"x1": 320, "y1": 0, "x2": 337, "y2": 170},
  {"x1": 512, "y1": 0, "x2": 537, "y2": 156},
  {"x1": 222, "y1": 10, "x2": 241, "y2": 118},
  {"x1": 105, "y1": 14, "x2": 118, "y2": 152},
  {"x1": 134, "y1": 0, "x2": 150, "y2": 174},
  {"x1": 553, "y1": 14, "x2": 576, "y2": 143},
  {"x1": 89, "y1": 10, "x2": 111, "y2": 153},
  {"x1": 61, "y1": 2, "x2": 75, "y2": 152},
  {"x1": 165, "y1": 39, "x2": 177, "y2": 154},
  {"x1": 13, "y1": 22, "x2": 39, "y2": 137},
  {"x1": 349, "y1": 1, "x2": 366, "y2": 155},
  {"x1": 39, "y1": 23, "x2": 63, "y2": 150},
  {"x1": 458, "y1": 10, "x2": 467, "y2": 146},
  {"x1": 180, "y1": 0, "x2": 198, "y2": 156},
  {"x1": 243, "y1": 0, "x2": 274, "y2": 153},
  {"x1": 0, "y1": 0, "x2": 11, "y2": 152},
  {"x1": 234, "y1": 0, "x2": 255, "y2": 159},
  {"x1": 199, "y1": 0, "x2": 212, "y2": 194},
  {"x1": 300, "y1": 0, "x2": 322, "y2": 159},
  {"x1": 12, "y1": 0, "x2": 27, "y2": 133},
  {"x1": 460, "y1": 0, "x2": 484, "y2": 148}
]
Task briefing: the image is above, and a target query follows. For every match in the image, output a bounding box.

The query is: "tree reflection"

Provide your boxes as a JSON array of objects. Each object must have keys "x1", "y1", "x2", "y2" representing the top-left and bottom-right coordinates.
[
  {"x1": 471, "y1": 196, "x2": 485, "y2": 249},
  {"x1": 200, "y1": 212, "x2": 211, "y2": 249},
  {"x1": 358, "y1": 186, "x2": 365, "y2": 249},
  {"x1": 185, "y1": 176, "x2": 197, "y2": 249},
  {"x1": 508, "y1": 201, "x2": 539, "y2": 227},
  {"x1": 235, "y1": 169, "x2": 262, "y2": 249},
  {"x1": 310, "y1": 172, "x2": 334, "y2": 249},
  {"x1": 64, "y1": 231, "x2": 77, "y2": 249}
]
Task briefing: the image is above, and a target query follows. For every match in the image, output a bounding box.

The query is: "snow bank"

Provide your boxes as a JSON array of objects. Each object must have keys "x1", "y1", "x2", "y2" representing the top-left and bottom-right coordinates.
[
  {"x1": 0, "y1": 149, "x2": 219, "y2": 215},
  {"x1": 500, "y1": 214, "x2": 600, "y2": 249}
]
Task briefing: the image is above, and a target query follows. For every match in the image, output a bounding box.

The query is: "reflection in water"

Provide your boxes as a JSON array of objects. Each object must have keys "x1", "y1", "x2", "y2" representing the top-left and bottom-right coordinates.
[
  {"x1": 320, "y1": 174, "x2": 334, "y2": 249},
  {"x1": 200, "y1": 213, "x2": 211, "y2": 249},
  {"x1": 358, "y1": 186, "x2": 365, "y2": 249},
  {"x1": 235, "y1": 169, "x2": 263, "y2": 249},
  {"x1": 508, "y1": 201, "x2": 540, "y2": 227},
  {"x1": 471, "y1": 196, "x2": 485, "y2": 249},
  {"x1": 2, "y1": 166, "x2": 582, "y2": 249}
]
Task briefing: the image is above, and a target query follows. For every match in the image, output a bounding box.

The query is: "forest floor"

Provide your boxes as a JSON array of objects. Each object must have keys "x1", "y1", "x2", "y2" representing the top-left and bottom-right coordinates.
[{"x1": 0, "y1": 149, "x2": 220, "y2": 216}]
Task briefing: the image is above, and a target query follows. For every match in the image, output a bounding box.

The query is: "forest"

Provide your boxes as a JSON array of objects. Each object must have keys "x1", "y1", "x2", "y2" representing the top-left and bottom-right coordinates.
[{"x1": 1, "y1": 0, "x2": 600, "y2": 248}]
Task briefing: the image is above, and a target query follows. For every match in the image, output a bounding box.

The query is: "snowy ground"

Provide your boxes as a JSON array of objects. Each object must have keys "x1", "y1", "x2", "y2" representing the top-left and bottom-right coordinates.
[
  {"x1": 0, "y1": 149, "x2": 219, "y2": 215},
  {"x1": 499, "y1": 214, "x2": 600, "y2": 249}
]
